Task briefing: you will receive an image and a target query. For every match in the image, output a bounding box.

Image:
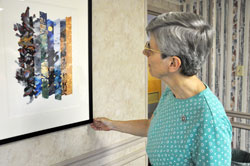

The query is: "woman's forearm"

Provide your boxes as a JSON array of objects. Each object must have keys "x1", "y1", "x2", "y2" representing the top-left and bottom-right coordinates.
[{"x1": 110, "y1": 119, "x2": 150, "y2": 137}]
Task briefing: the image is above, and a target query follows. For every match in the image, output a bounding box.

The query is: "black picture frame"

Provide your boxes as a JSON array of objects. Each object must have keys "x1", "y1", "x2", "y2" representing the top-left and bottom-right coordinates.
[{"x1": 0, "y1": 0, "x2": 93, "y2": 145}]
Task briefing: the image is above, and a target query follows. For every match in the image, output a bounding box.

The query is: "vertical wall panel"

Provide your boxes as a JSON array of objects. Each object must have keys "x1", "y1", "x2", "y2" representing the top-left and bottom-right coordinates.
[
  {"x1": 196, "y1": 0, "x2": 200, "y2": 15},
  {"x1": 183, "y1": 2, "x2": 187, "y2": 12},
  {"x1": 247, "y1": 16, "x2": 250, "y2": 151},
  {"x1": 190, "y1": 0, "x2": 194, "y2": 13},
  {"x1": 193, "y1": 0, "x2": 197, "y2": 14},
  {"x1": 232, "y1": 0, "x2": 240, "y2": 149},
  {"x1": 208, "y1": 0, "x2": 216, "y2": 92},
  {"x1": 237, "y1": 0, "x2": 246, "y2": 150},
  {"x1": 225, "y1": 0, "x2": 239, "y2": 148},
  {"x1": 247, "y1": 7, "x2": 250, "y2": 152},
  {"x1": 225, "y1": 0, "x2": 233, "y2": 111},
  {"x1": 196, "y1": 0, "x2": 202, "y2": 80},
  {"x1": 242, "y1": 0, "x2": 250, "y2": 151},
  {"x1": 215, "y1": 0, "x2": 221, "y2": 98},
  {"x1": 223, "y1": 0, "x2": 229, "y2": 106},
  {"x1": 231, "y1": 0, "x2": 239, "y2": 113},
  {"x1": 201, "y1": 0, "x2": 208, "y2": 84},
  {"x1": 219, "y1": 0, "x2": 225, "y2": 102}
]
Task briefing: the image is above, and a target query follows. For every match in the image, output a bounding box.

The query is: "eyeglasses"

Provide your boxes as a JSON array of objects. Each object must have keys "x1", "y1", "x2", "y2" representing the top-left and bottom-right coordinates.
[{"x1": 143, "y1": 41, "x2": 161, "y2": 56}]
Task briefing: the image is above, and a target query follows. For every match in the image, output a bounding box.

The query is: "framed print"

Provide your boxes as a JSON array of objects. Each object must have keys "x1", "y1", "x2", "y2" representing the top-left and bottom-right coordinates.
[{"x1": 0, "y1": 0, "x2": 92, "y2": 145}]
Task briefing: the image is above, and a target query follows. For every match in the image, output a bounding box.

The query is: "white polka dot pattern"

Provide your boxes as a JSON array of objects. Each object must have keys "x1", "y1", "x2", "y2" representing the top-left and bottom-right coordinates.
[{"x1": 146, "y1": 86, "x2": 232, "y2": 166}]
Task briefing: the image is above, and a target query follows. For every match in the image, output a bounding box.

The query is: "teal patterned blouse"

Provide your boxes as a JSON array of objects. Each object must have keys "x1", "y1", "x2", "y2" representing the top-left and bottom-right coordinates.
[{"x1": 146, "y1": 86, "x2": 232, "y2": 166}]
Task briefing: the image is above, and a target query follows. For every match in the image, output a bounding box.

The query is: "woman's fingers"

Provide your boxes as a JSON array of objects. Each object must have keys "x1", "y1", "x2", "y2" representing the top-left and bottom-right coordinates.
[
  {"x1": 90, "y1": 123, "x2": 97, "y2": 130},
  {"x1": 91, "y1": 117, "x2": 113, "y2": 131},
  {"x1": 90, "y1": 118, "x2": 110, "y2": 131}
]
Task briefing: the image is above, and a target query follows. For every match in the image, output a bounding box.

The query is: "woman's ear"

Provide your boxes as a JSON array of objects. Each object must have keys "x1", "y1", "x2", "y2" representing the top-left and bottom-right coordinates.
[{"x1": 168, "y1": 56, "x2": 181, "y2": 72}]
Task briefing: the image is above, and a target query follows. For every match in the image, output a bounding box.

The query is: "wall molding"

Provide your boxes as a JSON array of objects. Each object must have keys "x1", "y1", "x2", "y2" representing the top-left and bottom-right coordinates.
[
  {"x1": 53, "y1": 136, "x2": 147, "y2": 166},
  {"x1": 103, "y1": 148, "x2": 146, "y2": 166}
]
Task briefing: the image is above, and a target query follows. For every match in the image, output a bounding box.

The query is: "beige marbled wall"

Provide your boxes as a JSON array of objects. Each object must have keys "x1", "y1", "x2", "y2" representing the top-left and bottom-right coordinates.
[{"x1": 0, "y1": 0, "x2": 147, "y2": 165}]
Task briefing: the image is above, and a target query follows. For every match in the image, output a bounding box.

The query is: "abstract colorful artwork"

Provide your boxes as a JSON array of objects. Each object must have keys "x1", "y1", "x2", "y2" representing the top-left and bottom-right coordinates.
[
  {"x1": 14, "y1": 7, "x2": 72, "y2": 103},
  {"x1": 0, "y1": 0, "x2": 92, "y2": 145}
]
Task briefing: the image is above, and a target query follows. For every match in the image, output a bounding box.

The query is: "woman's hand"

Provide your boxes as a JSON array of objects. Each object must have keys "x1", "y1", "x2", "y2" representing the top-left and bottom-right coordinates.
[
  {"x1": 90, "y1": 117, "x2": 152, "y2": 137},
  {"x1": 90, "y1": 117, "x2": 114, "y2": 131}
]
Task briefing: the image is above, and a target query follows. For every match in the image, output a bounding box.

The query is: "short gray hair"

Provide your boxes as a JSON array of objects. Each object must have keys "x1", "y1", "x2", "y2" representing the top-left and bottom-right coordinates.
[{"x1": 146, "y1": 12, "x2": 213, "y2": 76}]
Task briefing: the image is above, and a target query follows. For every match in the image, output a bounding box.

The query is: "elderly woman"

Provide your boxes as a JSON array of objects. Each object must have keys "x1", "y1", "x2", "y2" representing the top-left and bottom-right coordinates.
[{"x1": 91, "y1": 12, "x2": 232, "y2": 165}]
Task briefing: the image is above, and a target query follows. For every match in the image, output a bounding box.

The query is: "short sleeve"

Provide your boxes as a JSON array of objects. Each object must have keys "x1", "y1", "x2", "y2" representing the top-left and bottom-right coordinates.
[{"x1": 191, "y1": 111, "x2": 232, "y2": 166}]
